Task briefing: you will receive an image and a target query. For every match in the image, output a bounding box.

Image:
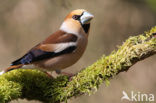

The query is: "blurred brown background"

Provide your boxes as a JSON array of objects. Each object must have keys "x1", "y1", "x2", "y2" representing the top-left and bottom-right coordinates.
[{"x1": 0, "y1": 0, "x2": 156, "y2": 103}]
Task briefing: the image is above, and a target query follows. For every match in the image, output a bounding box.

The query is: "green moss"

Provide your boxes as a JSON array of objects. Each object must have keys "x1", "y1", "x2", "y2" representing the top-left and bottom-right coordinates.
[
  {"x1": 0, "y1": 69, "x2": 69, "y2": 103},
  {"x1": 0, "y1": 27, "x2": 155, "y2": 103}
]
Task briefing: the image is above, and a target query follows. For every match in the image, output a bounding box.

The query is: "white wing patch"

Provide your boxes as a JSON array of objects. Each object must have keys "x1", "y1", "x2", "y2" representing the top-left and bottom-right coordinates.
[
  {"x1": 39, "y1": 42, "x2": 77, "y2": 53},
  {"x1": 54, "y1": 42, "x2": 77, "y2": 53}
]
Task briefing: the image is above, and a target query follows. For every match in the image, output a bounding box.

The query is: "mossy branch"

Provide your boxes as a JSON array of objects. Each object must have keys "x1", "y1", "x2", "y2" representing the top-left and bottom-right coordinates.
[{"x1": 0, "y1": 27, "x2": 156, "y2": 103}]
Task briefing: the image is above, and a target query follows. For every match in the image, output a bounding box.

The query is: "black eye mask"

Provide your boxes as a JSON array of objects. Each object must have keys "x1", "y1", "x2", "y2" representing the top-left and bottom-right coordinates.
[
  {"x1": 72, "y1": 12, "x2": 84, "y2": 21},
  {"x1": 72, "y1": 15, "x2": 81, "y2": 20},
  {"x1": 72, "y1": 12, "x2": 90, "y2": 33}
]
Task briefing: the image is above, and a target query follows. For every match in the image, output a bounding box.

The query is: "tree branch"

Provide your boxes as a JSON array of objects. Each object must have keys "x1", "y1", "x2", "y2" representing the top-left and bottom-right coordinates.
[{"x1": 0, "y1": 27, "x2": 156, "y2": 103}]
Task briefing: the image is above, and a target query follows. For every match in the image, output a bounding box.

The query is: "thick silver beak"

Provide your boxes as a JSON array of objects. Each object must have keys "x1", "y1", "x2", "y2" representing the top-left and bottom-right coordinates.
[{"x1": 80, "y1": 11, "x2": 94, "y2": 24}]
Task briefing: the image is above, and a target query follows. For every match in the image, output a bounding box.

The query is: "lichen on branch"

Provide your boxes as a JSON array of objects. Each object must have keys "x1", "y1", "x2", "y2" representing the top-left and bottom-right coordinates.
[{"x1": 0, "y1": 27, "x2": 156, "y2": 103}]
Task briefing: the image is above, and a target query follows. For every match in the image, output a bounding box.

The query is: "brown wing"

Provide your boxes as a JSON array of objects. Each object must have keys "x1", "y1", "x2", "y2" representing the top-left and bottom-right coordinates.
[
  {"x1": 42, "y1": 30, "x2": 77, "y2": 44},
  {"x1": 11, "y1": 30, "x2": 78, "y2": 65},
  {"x1": 36, "y1": 30, "x2": 78, "y2": 52}
]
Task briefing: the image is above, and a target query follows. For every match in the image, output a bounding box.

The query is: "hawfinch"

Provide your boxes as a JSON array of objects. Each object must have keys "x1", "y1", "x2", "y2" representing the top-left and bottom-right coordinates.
[{"x1": 0, "y1": 9, "x2": 94, "y2": 75}]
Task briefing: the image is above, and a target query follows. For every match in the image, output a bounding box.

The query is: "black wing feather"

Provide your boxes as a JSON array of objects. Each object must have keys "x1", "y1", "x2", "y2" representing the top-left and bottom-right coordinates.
[{"x1": 11, "y1": 46, "x2": 76, "y2": 65}]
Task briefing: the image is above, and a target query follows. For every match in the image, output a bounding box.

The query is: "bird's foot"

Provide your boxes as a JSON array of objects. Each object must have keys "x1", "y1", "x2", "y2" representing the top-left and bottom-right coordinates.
[
  {"x1": 60, "y1": 72, "x2": 74, "y2": 77},
  {"x1": 44, "y1": 71, "x2": 53, "y2": 78},
  {"x1": 60, "y1": 72, "x2": 75, "y2": 81},
  {"x1": 55, "y1": 70, "x2": 74, "y2": 81}
]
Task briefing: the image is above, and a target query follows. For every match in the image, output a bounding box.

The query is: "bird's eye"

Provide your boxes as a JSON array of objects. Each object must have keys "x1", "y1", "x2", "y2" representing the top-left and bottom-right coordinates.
[{"x1": 72, "y1": 15, "x2": 80, "y2": 20}]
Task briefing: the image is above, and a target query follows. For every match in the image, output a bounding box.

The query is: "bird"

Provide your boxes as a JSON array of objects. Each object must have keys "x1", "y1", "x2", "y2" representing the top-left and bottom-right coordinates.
[{"x1": 0, "y1": 9, "x2": 94, "y2": 76}]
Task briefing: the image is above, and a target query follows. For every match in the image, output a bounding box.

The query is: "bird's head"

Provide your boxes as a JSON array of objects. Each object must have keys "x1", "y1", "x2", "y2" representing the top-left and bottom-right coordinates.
[{"x1": 60, "y1": 9, "x2": 94, "y2": 35}]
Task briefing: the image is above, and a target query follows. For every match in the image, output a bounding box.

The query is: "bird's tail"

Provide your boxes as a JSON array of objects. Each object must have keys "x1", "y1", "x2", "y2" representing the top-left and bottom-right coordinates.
[{"x1": 0, "y1": 64, "x2": 23, "y2": 75}]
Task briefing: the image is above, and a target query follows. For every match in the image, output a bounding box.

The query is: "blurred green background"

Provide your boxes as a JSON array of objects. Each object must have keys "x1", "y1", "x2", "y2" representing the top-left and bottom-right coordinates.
[{"x1": 0, "y1": 0, "x2": 156, "y2": 103}]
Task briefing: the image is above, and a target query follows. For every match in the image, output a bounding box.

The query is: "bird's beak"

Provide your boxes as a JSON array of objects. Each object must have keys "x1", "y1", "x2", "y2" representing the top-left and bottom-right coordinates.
[{"x1": 80, "y1": 11, "x2": 94, "y2": 25}]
